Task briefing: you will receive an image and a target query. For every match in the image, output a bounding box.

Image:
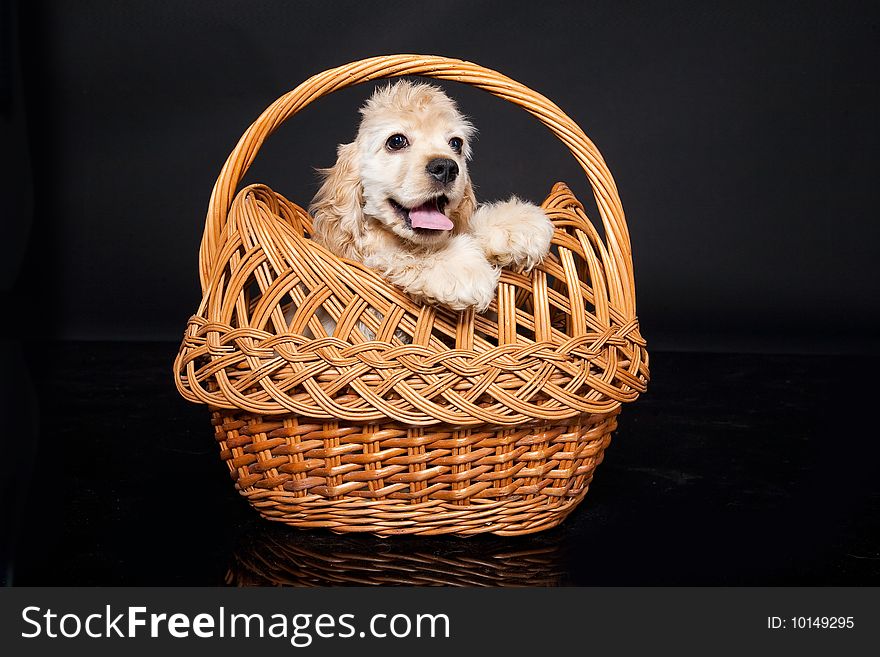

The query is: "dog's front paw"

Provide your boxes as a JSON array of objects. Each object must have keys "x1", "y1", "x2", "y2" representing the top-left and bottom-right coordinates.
[
  {"x1": 437, "y1": 259, "x2": 500, "y2": 312},
  {"x1": 470, "y1": 197, "x2": 555, "y2": 272},
  {"x1": 408, "y1": 235, "x2": 500, "y2": 312}
]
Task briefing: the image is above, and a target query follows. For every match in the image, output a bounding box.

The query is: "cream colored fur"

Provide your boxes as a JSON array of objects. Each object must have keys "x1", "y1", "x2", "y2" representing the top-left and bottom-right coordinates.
[{"x1": 309, "y1": 81, "x2": 554, "y2": 313}]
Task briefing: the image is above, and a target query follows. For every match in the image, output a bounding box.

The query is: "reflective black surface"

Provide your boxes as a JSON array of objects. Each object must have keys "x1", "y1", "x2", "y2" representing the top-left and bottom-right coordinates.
[{"x1": 3, "y1": 342, "x2": 878, "y2": 585}]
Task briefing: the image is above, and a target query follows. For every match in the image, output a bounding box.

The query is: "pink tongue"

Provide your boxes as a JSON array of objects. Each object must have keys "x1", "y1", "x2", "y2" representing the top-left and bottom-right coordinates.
[{"x1": 409, "y1": 203, "x2": 453, "y2": 231}]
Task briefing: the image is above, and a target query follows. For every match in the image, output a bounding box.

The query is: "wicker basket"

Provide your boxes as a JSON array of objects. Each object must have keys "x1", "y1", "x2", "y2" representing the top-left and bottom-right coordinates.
[{"x1": 174, "y1": 55, "x2": 649, "y2": 537}]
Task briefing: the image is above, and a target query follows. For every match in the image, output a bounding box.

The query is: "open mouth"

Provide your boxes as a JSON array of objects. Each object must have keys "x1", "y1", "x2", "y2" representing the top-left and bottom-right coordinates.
[{"x1": 389, "y1": 195, "x2": 452, "y2": 232}]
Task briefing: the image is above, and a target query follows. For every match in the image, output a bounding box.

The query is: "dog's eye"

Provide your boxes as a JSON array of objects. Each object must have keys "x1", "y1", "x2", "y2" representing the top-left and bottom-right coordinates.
[
  {"x1": 449, "y1": 137, "x2": 463, "y2": 154},
  {"x1": 386, "y1": 134, "x2": 409, "y2": 151}
]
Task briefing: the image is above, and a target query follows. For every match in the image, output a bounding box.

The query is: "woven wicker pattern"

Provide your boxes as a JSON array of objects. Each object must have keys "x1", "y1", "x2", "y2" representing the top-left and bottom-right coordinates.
[{"x1": 174, "y1": 55, "x2": 649, "y2": 536}]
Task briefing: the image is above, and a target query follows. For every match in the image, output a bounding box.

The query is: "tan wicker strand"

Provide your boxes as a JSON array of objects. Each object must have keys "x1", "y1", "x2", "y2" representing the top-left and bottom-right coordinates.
[{"x1": 175, "y1": 55, "x2": 649, "y2": 536}]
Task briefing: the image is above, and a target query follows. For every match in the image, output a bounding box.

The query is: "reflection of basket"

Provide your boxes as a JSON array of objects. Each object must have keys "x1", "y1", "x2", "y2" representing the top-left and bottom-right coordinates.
[
  {"x1": 174, "y1": 55, "x2": 649, "y2": 537},
  {"x1": 227, "y1": 526, "x2": 567, "y2": 587}
]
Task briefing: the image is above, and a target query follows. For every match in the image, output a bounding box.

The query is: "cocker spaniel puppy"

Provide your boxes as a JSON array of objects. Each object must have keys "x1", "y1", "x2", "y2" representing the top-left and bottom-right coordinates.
[{"x1": 310, "y1": 81, "x2": 554, "y2": 312}]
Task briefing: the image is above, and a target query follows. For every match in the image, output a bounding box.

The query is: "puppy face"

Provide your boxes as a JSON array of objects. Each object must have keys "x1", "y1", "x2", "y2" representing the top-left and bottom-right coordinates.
[{"x1": 355, "y1": 82, "x2": 476, "y2": 246}]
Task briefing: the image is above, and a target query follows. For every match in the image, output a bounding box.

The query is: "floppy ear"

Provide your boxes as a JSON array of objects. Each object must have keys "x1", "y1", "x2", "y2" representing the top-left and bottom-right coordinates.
[
  {"x1": 451, "y1": 177, "x2": 477, "y2": 231},
  {"x1": 309, "y1": 142, "x2": 364, "y2": 258}
]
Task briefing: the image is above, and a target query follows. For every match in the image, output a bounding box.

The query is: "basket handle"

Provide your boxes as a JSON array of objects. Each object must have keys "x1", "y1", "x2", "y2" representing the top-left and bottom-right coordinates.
[{"x1": 200, "y1": 54, "x2": 637, "y2": 318}]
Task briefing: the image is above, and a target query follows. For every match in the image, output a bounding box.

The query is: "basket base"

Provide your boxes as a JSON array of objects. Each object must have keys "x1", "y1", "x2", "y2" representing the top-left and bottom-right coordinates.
[{"x1": 213, "y1": 409, "x2": 619, "y2": 537}]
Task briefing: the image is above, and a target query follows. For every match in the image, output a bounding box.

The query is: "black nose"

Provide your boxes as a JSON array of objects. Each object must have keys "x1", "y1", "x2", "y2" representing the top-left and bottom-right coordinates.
[{"x1": 426, "y1": 158, "x2": 458, "y2": 184}]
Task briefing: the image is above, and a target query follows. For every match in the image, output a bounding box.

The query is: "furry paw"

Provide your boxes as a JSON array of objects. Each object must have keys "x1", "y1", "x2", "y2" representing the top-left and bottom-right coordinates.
[
  {"x1": 429, "y1": 260, "x2": 500, "y2": 312},
  {"x1": 470, "y1": 197, "x2": 554, "y2": 272},
  {"x1": 395, "y1": 235, "x2": 500, "y2": 312},
  {"x1": 424, "y1": 236, "x2": 500, "y2": 311}
]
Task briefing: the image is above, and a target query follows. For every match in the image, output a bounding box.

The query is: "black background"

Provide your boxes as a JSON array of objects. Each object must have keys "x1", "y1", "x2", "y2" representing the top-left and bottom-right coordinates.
[
  {"x1": 2, "y1": 1, "x2": 879, "y2": 588},
  {"x1": 5, "y1": 0, "x2": 878, "y2": 352}
]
